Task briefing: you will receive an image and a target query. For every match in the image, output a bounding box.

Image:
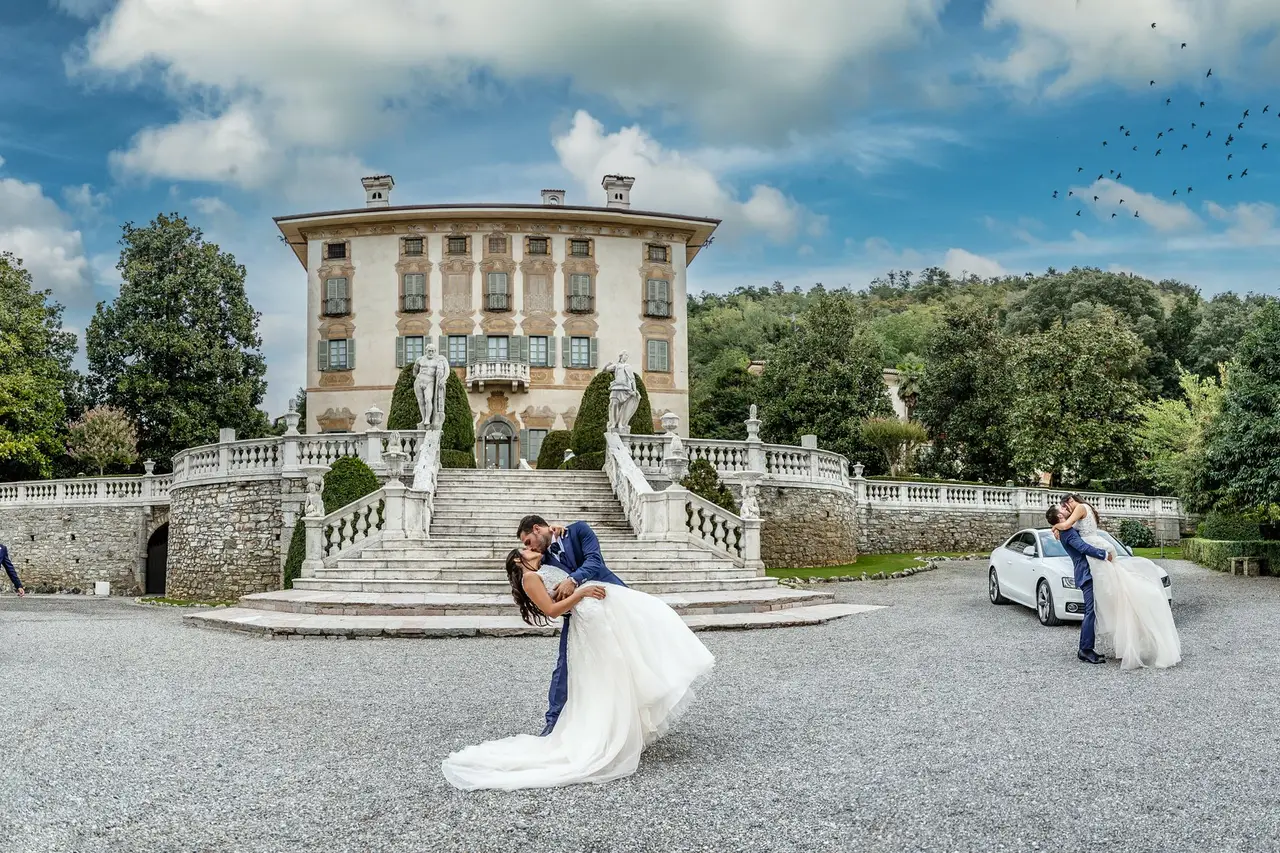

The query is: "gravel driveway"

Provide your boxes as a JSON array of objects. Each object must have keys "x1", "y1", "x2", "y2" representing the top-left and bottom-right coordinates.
[{"x1": 2, "y1": 559, "x2": 1277, "y2": 853}]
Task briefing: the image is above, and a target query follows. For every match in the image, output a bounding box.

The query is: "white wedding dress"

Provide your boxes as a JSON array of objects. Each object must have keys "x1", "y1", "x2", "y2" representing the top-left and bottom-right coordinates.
[
  {"x1": 441, "y1": 566, "x2": 715, "y2": 790},
  {"x1": 1078, "y1": 506, "x2": 1182, "y2": 670}
]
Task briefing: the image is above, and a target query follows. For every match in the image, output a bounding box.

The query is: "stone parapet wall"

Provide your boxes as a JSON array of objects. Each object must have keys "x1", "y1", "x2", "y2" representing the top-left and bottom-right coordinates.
[
  {"x1": 167, "y1": 480, "x2": 283, "y2": 600},
  {"x1": 731, "y1": 483, "x2": 859, "y2": 569},
  {"x1": 0, "y1": 504, "x2": 166, "y2": 595}
]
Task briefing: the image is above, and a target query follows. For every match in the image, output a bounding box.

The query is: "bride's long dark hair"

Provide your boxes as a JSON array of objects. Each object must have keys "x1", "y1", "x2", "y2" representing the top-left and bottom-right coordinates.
[
  {"x1": 1062, "y1": 493, "x2": 1100, "y2": 525},
  {"x1": 504, "y1": 548, "x2": 550, "y2": 627}
]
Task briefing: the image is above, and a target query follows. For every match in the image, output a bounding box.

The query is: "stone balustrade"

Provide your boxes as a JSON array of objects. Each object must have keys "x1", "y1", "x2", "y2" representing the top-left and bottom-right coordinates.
[{"x1": 0, "y1": 470, "x2": 171, "y2": 506}]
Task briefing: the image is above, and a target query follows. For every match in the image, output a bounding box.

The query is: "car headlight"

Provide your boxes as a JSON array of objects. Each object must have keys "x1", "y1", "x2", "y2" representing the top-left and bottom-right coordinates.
[{"x1": 1061, "y1": 577, "x2": 1078, "y2": 590}]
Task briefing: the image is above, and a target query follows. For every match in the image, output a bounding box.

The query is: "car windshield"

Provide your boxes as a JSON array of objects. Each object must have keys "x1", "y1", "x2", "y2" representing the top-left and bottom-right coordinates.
[{"x1": 1037, "y1": 529, "x2": 1132, "y2": 558}]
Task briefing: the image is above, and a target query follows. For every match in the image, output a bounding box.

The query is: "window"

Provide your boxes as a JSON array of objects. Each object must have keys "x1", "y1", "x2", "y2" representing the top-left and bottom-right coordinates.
[
  {"x1": 396, "y1": 335, "x2": 424, "y2": 367},
  {"x1": 525, "y1": 429, "x2": 548, "y2": 463},
  {"x1": 319, "y1": 338, "x2": 353, "y2": 371},
  {"x1": 487, "y1": 335, "x2": 509, "y2": 361},
  {"x1": 527, "y1": 237, "x2": 549, "y2": 255},
  {"x1": 402, "y1": 237, "x2": 423, "y2": 256},
  {"x1": 646, "y1": 339, "x2": 670, "y2": 372},
  {"x1": 647, "y1": 244, "x2": 669, "y2": 263},
  {"x1": 402, "y1": 273, "x2": 426, "y2": 312},
  {"x1": 323, "y1": 277, "x2": 349, "y2": 315},
  {"x1": 570, "y1": 336, "x2": 591, "y2": 368},
  {"x1": 645, "y1": 278, "x2": 671, "y2": 317},
  {"x1": 488, "y1": 236, "x2": 507, "y2": 254},
  {"x1": 529, "y1": 335, "x2": 550, "y2": 367},
  {"x1": 568, "y1": 274, "x2": 593, "y2": 313},
  {"x1": 486, "y1": 272, "x2": 510, "y2": 311},
  {"x1": 569, "y1": 238, "x2": 591, "y2": 257},
  {"x1": 447, "y1": 335, "x2": 468, "y2": 367},
  {"x1": 447, "y1": 236, "x2": 468, "y2": 255},
  {"x1": 324, "y1": 242, "x2": 346, "y2": 260}
]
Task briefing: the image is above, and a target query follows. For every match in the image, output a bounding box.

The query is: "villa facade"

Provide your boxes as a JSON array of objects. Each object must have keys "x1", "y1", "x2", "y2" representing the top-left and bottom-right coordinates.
[{"x1": 275, "y1": 175, "x2": 719, "y2": 467}]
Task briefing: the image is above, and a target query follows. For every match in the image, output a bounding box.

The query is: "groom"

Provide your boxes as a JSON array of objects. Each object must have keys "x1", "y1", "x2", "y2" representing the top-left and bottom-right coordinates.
[
  {"x1": 1046, "y1": 505, "x2": 1114, "y2": 665},
  {"x1": 517, "y1": 515, "x2": 627, "y2": 735}
]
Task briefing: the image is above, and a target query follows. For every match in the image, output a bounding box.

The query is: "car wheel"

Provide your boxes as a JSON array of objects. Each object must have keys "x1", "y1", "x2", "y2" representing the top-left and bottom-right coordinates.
[
  {"x1": 989, "y1": 567, "x2": 1010, "y2": 605},
  {"x1": 1037, "y1": 579, "x2": 1063, "y2": 627}
]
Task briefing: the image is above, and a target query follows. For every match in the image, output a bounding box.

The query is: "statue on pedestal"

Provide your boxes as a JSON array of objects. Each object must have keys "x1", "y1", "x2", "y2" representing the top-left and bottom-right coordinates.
[
  {"x1": 604, "y1": 351, "x2": 640, "y2": 434},
  {"x1": 413, "y1": 343, "x2": 451, "y2": 430},
  {"x1": 303, "y1": 479, "x2": 326, "y2": 518}
]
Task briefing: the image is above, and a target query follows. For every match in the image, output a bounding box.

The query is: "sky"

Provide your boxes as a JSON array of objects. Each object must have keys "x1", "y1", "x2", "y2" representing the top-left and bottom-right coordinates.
[{"x1": 3, "y1": 0, "x2": 1280, "y2": 418}]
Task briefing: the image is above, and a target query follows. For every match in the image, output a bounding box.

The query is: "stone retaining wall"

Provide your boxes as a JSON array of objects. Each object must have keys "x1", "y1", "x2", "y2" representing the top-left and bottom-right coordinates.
[
  {"x1": 741, "y1": 484, "x2": 859, "y2": 569},
  {"x1": 0, "y1": 504, "x2": 166, "y2": 595},
  {"x1": 166, "y1": 480, "x2": 284, "y2": 600}
]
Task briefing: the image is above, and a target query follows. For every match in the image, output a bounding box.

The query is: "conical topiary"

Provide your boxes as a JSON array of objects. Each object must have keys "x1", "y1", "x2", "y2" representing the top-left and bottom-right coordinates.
[
  {"x1": 386, "y1": 363, "x2": 419, "y2": 430},
  {"x1": 535, "y1": 430, "x2": 573, "y2": 470},
  {"x1": 568, "y1": 371, "x2": 655, "y2": 468},
  {"x1": 681, "y1": 457, "x2": 739, "y2": 514},
  {"x1": 440, "y1": 369, "x2": 476, "y2": 468}
]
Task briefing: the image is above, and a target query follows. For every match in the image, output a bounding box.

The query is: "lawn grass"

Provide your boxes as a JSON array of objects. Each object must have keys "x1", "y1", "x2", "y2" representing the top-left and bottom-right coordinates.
[
  {"x1": 767, "y1": 552, "x2": 969, "y2": 579},
  {"x1": 1132, "y1": 545, "x2": 1184, "y2": 561}
]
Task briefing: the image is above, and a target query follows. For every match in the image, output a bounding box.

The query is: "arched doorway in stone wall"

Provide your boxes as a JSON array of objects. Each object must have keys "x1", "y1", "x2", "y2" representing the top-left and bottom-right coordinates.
[
  {"x1": 145, "y1": 523, "x2": 169, "y2": 595},
  {"x1": 481, "y1": 419, "x2": 516, "y2": 469}
]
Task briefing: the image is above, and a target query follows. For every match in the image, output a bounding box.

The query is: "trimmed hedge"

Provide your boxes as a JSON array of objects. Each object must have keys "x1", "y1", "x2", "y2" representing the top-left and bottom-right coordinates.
[
  {"x1": 282, "y1": 455, "x2": 381, "y2": 589},
  {"x1": 562, "y1": 451, "x2": 604, "y2": 471},
  {"x1": 441, "y1": 369, "x2": 475, "y2": 462},
  {"x1": 569, "y1": 371, "x2": 655, "y2": 457},
  {"x1": 536, "y1": 430, "x2": 573, "y2": 470},
  {"x1": 1117, "y1": 518, "x2": 1155, "y2": 549},
  {"x1": 441, "y1": 449, "x2": 477, "y2": 469},
  {"x1": 387, "y1": 362, "x2": 420, "y2": 430},
  {"x1": 1182, "y1": 537, "x2": 1280, "y2": 574},
  {"x1": 681, "y1": 457, "x2": 739, "y2": 514},
  {"x1": 1196, "y1": 510, "x2": 1263, "y2": 541}
]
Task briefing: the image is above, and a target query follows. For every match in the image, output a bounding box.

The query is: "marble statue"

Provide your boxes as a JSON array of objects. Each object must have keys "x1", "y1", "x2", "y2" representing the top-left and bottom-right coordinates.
[
  {"x1": 413, "y1": 343, "x2": 451, "y2": 430},
  {"x1": 603, "y1": 351, "x2": 641, "y2": 434},
  {"x1": 303, "y1": 479, "x2": 326, "y2": 518}
]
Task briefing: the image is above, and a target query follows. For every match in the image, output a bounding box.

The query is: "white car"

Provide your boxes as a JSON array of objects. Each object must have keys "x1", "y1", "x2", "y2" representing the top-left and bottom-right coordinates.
[{"x1": 988, "y1": 528, "x2": 1173, "y2": 626}]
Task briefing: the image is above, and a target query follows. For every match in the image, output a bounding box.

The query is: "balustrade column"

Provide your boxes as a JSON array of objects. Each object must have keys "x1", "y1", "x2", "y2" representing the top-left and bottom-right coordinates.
[
  {"x1": 301, "y1": 517, "x2": 324, "y2": 577},
  {"x1": 217, "y1": 428, "x2": 235, "y2": 477},
  {"x1": 742, "y1": 517, "x2": 764, "y2": 573},
  {"x1": 938, "y1": 485, "x2": 948, "y2": 507},
  {"x1": 141, "y1": 460, "x2": 156, "y2": 498},
  {"x1": 744, "y1": 405, "x2": 766, "y2": 474}
]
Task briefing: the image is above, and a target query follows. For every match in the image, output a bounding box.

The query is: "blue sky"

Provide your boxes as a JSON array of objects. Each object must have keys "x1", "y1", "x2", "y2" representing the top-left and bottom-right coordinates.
[{"x1": 3, "y1": 0, "x2": 1279, "y2": 417}]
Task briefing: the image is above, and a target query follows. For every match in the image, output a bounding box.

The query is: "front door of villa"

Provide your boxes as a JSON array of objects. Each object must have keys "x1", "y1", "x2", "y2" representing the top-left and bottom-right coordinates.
[{"x1": 482, "y1": 421, "x2": 515, "y2": 469}]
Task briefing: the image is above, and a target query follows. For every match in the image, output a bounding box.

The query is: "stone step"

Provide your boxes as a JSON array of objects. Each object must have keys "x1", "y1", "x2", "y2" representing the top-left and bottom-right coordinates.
[
  {"x1": 316, "y1": 565, "x2": 753, "y2": 582},
  {"x1": 184, "y1": 602, "x2": 883, "y2": 638},
  {"x1": 364, "y1": 539, "x2": 721, "y2": 558},
  {"x1": 430, "y1": 522, "x2": 634, "y2": 535},
  {"x1": 437, "y1": 470, "x2": 610, "y2": 479},
  {"x1": 231, "y1": 587, "x2": 835, "y2": 617},
  {"x1": 291, "y1": 576, "x2": 780, "y2": 594}
]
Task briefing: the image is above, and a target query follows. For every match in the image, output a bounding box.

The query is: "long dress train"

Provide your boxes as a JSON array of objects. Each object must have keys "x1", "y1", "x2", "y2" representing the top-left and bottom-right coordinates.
[
  {"x1": 1078, "y1": 506, "x2": 1181, "y2": 670},
  {"x1": 441, "y1": 566, "x2": 714, "y2": 790}
]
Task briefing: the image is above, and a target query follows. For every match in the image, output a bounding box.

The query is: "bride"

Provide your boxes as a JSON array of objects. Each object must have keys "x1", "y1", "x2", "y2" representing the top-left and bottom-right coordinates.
[
  {"x1": 1051, "y1": 494, "x2": 1181, "y2": 670},
  {"x1": 440, "y1": 546, "x2": 715, "y2": 790}
]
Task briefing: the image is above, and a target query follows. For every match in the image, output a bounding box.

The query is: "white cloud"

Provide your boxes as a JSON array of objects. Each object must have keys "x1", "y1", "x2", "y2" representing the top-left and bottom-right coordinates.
[
  {"x1": 1068, "y1": 178, "x2": 1200, "y2": 232},
  {"x1": 942, "y1": 248, "x2": 1008, "y2": 279},
  {"x1": 0, "y1": 170, "x2": 92, "y2": 302},
  {"x1": 1204, "y1": 200, "x2": 1280, "y2": 245},
  {"x1": 109, "y1": 105, "x2": 273, "y2": 188},
  {"x1": 62, "y1": 183, "x2": 110, "y2": 219},
  {"x1": 552, "y1": 111, "x2": 821, "y2": 242},
  {"x1": 981, "y1": 0, "x2": 1280, "y2": 96},
  {"x1": 191, "y1": 196, "x2": 232, "y2": 218}
]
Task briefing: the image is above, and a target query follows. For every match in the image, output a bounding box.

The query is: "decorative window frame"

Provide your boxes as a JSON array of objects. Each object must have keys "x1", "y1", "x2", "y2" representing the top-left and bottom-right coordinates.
[
  {"x1": 440, "y1": 228, "x2": 476, "y2": 319},
  {"x1": 480, "y1": 230, "x2": 516, "y2": 314},
  {"x1": 396, "y1": 243, "x2": 432, "y2": 315}
]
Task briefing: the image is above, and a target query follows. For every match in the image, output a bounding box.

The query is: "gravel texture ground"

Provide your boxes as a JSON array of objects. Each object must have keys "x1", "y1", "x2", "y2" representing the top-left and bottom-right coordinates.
[{"x1": 2, "y1": 559, "x2": 1278, "y2": 853}]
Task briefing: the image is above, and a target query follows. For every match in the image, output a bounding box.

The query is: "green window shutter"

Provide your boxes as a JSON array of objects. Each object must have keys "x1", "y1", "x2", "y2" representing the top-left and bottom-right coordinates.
[
  {"x1": 520, "y1": 429, "x2": 530, "y2": 461},
  {"x1": 469, "y1": 335, "x2": 483, "y2": 364},
  {"x1": 660, "y1": 341, "x2": 669, "y2": 372},
  {"x1": 561, "y1": 336, "x2": 571, "y2": 367},
  {"x1": 317, "y1": 340, "x2": 329, "y2": 372},
  {"x1": 549, "y1": 336, "x2": 558, "y2": 367},
  {"x1": 515, "y1": 335, "x2": 528, "y2": 364},
  {"x1": 589, "y1": 337, "x2": 599, "y2": 369},
  {"x1": 347, "y1": 339, "x2": 355, "y2": 370},
  {"x1": 395, "y1": 336, "x2": 405, "y2": 369},
  {"x1": 438, "y1": 335, "x2": 448, "y2": 361}
]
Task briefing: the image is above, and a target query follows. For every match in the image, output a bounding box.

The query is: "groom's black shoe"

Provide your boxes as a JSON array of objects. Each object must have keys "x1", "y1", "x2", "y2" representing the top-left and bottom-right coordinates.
[{"x1": 1078, "y1": 649, "x2": 1105, "y2": 664}]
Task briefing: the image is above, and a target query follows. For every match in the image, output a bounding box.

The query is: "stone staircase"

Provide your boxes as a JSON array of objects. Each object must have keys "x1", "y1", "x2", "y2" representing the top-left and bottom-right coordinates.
[{"x1": 186, "y1": 470, "x2": 875, "y2": 638}]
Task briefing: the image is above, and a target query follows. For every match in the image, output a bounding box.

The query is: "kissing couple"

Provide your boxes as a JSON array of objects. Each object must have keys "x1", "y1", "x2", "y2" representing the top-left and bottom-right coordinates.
[{"x1": 442, "y1": 515, "x2": 715, "y2": 790}]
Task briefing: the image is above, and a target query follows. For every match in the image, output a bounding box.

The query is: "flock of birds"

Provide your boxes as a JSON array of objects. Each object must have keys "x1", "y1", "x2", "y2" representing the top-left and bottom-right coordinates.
[{"x1": 1053, "y1": 21, "x2": 1269, "y2": 222}]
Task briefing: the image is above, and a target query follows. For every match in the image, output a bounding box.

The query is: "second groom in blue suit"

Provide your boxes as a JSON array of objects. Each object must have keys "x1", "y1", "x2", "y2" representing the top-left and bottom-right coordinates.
[{"x1": 517, "y1": 514, "x2": 627, "y2": 735}]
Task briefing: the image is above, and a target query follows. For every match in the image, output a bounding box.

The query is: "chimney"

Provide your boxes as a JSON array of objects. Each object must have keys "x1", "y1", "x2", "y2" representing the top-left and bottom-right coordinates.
[
  {"x1": 601, "y1": 174, "x2": 634, "y2": 209},
  {"x1": 361, "y1": 174, "x2": 394, "y2": 208},
  {"x1": 541, "y1": 189, "x2": 565, "y2": 206}
]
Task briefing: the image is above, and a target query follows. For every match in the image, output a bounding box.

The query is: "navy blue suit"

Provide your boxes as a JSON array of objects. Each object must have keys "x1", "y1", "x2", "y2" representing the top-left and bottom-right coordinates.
[
  {"x1": 540, "y1": 521, "x2": 626, "y2": 736},
  {"x1": 1, "y1": 543, "x2": 22, "y2": 591},
  {"x1": 1059, "y1": 527, "x2": 1110, "y2": 653}
]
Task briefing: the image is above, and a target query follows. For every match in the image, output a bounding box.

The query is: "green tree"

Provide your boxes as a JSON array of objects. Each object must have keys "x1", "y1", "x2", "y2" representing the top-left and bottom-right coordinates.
[
  {"x1": 86, "y1": 214, "x2": 270, "y2": 471},
  {"x1": 689, "y1": 351, "x2": 760, "y2": 439},
  {"x1": 67, "y1": 406, "x2": 139, "y2": 475},
  {"x1": 0, "y1": 252, "x2": 79, "y2": 481},
  {"x1": 680, "y1": 457, "x2": 738, "y2": 513},
  {"x1": 893, "y1": 354, "x2": 925, "y2": 421},
  {"x1": 568, "y1": 371, "x2": 655, "y2": 469},
  {"x1": 535, "y1": 430, "x2": 573, "y2": 470},
  {"x1": 859, "y1": 417, "x2": 929, "y2": 476},
  {"x1": 1204, "y1": 302, "x2": 1280, "y2": 509},
  {"x1": 440, "y1": 370, "x2": 476, "y2": 468},
  {"x1": 1134, "y1": 367, "x2": 1225, "y2": 510},
  {"x1": 1188, "y1": 292, "x2": 1271, "y2": 377},
  {"x1": 1009, "y1": 310, "x2": 1146, "y2": 488},
  {"x1": 914, "y1": 304, "x2": 1017, "y2": 483},
  {"x1": 757, "y1": 291, "x2": 893, "y2": 472},
  {"x1": 386, "y1": 364, "x2": 420, "y2": 431}
]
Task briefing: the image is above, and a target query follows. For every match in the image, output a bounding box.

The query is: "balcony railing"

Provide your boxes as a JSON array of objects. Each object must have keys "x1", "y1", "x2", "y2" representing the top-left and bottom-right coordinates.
[
  {"x1": 645, "y1": 299, "x2": 672, "y2": 318},
  {"x1": 485, "y1": 293, "x2": 511, "y2": 312},
  {"x1": 323, "y1": 298, "x2": 349, "y2": 316},
  {"x1": 567, "y1": 294, "x2": 594, "y2": 314},
  {"x1": 401, "y1": 294, "x2": 426, "y2": 312},
  {"x1": 466, "y1": 359, "x2": 530, "y2": 392}
]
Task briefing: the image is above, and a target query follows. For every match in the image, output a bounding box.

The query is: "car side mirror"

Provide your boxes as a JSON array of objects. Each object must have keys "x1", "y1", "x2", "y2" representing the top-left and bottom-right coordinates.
[{"x1": 1022, "y1": 545, "x2": 1036, "y2": 557}]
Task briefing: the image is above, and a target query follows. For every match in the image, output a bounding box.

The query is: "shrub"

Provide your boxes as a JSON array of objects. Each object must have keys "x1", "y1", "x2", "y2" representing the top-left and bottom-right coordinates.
[
  {"x1": 387, "y1": 363, "x2": 419, "y2": 430},
  {"x1": 561, "y1": 451, "x2": 604, "y2": 471},
  {"x1": 1197, "y1": 510, "x2": 1262, "y2": 541},
  {"x1": 281, "y1": 455, "x2": 381, "y2": 588},
  {"x1": 441, "y1": 370, "x2": 476, "y2": 465},
  {"x1": 859, "y1": 417, "x2": 929, "y2": 476},
  {"x1": 681, "y1": 457, "x2": 739, "y2": 514},
  {"x1": 569, "y1": 371, "x2": 654, "y2": 457},
  {"x1": 1182, "y1": 537, "x2": 1280, "y2": 575},
  {"x1": 536, "y1": 430, "x2": 573, "y2": 470},
  {"x1": 1117, "y1": 518, "x2": 1155, "y2": 549},
  {"x1": 441, "y1": 449, "x2": 477, "y2": 469},
  {"x1": 282, "y1": 518, "x2": 306, "y2": 589}
]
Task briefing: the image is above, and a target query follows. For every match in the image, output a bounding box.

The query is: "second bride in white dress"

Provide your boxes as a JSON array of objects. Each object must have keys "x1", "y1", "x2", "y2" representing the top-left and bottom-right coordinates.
[{"x1": 441, "y1": 547, "x2": 714, "y2": 791}]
